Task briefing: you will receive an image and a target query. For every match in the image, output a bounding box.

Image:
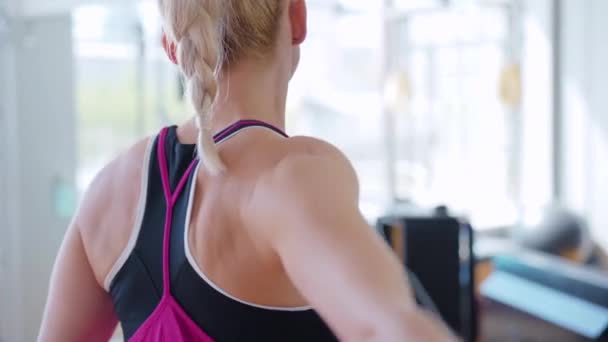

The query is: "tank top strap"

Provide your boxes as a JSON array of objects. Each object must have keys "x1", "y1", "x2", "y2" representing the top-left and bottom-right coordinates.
[
  {"x1": 157, "y1": 128, "x2": 199, "y2": 296},
  {"x1": 156, "y1": 120, "x2": 287, "y2": 296},
  {"x1": 213, "y1": 119, "x2": 289, "y2": 143}
]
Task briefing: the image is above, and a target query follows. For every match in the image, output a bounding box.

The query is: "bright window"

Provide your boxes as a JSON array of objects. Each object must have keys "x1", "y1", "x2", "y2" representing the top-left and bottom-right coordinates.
[
  {"x1": 288, "y1": 4, "x2": 389, "y2": 219},
  {"x1": 74, "y1": 3, "x2": 190, "y2": 193},
  {"x1": 389, "y1": 4, "x2": 519, "y2": 228}
]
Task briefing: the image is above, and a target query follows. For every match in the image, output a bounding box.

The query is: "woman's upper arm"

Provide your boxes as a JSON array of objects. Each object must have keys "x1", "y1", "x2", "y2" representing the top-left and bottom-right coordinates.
[
  {"x1": 252, "y1": 147, "x2": 424, "y2": 340},
  {"x1": 38, "y1": 138, "x2": 150, "y2": 342},
  {"x1": 38, "y1": 220, "x2": 118, "y2": 342}
]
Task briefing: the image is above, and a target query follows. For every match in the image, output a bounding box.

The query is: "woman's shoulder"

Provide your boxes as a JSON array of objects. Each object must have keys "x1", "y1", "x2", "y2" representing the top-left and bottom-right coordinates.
[
  {"x1": 285, "y1": 135, "x2": 346, "y2": 158},
  {"x1": 249, "y1": 135, "x2": 360, "y2": 215},
  {"x1": 243, "y1": 135, "x2": 362, "y2": 256},
  {"x1": 76, "y1": 136, "x2": 153, "y2": 287},
  {"x1": 277, "y1": 135, "x2": 357, "y2": 182},
  {"x1": 232, "y1": 133, "x2": 354, "y2": 185}
]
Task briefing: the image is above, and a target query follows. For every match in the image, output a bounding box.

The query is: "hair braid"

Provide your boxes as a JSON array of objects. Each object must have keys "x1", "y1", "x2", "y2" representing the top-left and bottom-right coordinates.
[
  {"x1": 159, "y1": 0, "x2": 284, "y2": 174},
  {"x1": 162, "y1": 0, "x2": 226, "y2": 174}
]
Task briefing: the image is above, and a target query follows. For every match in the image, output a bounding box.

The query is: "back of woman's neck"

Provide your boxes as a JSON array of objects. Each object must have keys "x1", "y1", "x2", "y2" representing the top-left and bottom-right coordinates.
[
  {"x1": 212, "y1": 106, "x2": 286, "y2": 133},
  {"x1": 212, "y1": 63, "x2": 289, "y2": 132},
  {"x1": 176, "y1": 108, "x2": 286, "y2": 147},
  {"x1": 176, "y1": 61, "x2": 289, "y2": 144}
]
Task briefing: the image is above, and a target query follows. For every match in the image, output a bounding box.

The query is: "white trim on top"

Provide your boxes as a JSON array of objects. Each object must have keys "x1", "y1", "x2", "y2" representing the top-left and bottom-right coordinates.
[
  {"x1": 184, "y1": 133, "x2": 313, "y2": 312},
  {"x1": 103, "y1": 138, "x2": 154, "y2": 292},
  {"x1": 216, "y1": 124, "x2": 282, "y2": 145}
]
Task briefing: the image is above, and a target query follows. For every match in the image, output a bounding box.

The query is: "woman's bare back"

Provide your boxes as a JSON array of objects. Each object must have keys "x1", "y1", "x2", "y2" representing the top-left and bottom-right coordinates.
[
  {"x1": 81, "y1": 122, "x2": 319, "y2": 309},
  {"x1": 41, "y1": 119, "x2": 454, "y2": 341}
]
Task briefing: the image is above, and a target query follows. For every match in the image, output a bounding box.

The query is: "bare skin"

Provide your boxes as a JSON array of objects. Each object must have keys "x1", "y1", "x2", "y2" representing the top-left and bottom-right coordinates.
[{"x1": 39, "y1": 1, "x2": 455, "y2": 341}]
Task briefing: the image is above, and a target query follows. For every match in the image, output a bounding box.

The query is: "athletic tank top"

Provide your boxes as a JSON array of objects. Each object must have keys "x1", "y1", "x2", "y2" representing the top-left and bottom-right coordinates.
[{"x1": 106, "y1": 120, "x2": 337, "y2": 341}]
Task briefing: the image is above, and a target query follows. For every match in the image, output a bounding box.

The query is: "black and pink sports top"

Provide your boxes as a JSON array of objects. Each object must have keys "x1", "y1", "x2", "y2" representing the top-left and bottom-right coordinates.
[{"x1": 105, "y1": 120, "x2": 337, "y2": 341}]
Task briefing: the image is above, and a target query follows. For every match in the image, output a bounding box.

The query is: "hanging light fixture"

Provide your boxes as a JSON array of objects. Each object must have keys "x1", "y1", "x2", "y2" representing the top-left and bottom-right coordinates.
[
  {"x1": 499, "y1": 62, "x2": 522, "y2": 110},
  {"x1": 384, "y1": 69, "x2": 413, "y2": 114}
]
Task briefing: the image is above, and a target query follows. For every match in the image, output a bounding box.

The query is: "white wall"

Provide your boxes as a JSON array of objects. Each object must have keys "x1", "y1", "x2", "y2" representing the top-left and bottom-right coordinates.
[
  {"x1": 0, "y1": 13, "x2": 76, "y2": 342},
  {"x1": 0, "y1": 5, "x2": 23, "y2": 341},
  {"x1": 21, "y1": 0, "x2": 80, "y2": 17},
  {"x1": 19, "y1": 0, "x2": 139, "y2": 17},
  {"x1": 1, "y1": 0, "x2": 20, "y2": 17},
  {"x1": 561, "y1": 0, "x2": 608, "y2": 250}
]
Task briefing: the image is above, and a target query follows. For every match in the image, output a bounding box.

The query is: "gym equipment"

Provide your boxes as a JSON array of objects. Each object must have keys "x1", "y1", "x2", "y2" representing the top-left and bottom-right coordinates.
[
  {"x1": 515, "y1": 205, "x2": 594, "y2": 263},
  {"x1": 377, "y1": 216, "x2": 478, "y2": 342},
  {"x1": 481, "y1": 252, "x2": 608, "y2": 341}
]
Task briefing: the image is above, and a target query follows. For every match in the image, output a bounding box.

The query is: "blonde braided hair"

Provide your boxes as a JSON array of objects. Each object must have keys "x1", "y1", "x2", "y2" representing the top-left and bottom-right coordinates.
[{"x1": 159, "y1": 0, "x2": 284, "y2": 174}]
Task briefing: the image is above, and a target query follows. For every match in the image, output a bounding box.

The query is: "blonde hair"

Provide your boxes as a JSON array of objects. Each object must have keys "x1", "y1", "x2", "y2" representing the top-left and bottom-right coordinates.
[{"x1": 159, "y1": 0, "x2": 284, "y2": 174}]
